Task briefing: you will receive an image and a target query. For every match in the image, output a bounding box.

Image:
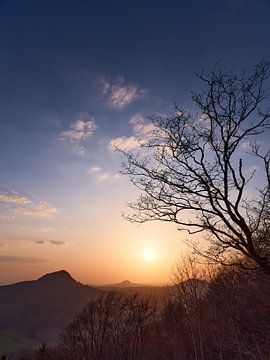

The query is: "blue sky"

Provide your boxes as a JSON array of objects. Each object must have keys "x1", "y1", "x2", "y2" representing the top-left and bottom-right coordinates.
[{"x1": 0, "y1": 0, "x2": 270, "y2": 284}]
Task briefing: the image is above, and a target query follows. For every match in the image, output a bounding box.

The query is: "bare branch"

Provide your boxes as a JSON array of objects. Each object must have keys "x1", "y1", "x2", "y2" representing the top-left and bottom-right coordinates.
[{"x1": 119, "y1": 61, "x2": 270, "y2": 274}]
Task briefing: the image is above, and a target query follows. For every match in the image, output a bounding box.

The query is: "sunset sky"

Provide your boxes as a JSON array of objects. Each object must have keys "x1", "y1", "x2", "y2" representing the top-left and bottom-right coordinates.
[{"x1": 0, "y1": 0, "x2": 270, "y2": 285}]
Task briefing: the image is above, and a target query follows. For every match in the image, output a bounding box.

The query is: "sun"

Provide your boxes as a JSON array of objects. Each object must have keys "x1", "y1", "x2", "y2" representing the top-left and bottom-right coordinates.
[{"x1": 142, "y1": 249, "x2": 156, "y2": 262}]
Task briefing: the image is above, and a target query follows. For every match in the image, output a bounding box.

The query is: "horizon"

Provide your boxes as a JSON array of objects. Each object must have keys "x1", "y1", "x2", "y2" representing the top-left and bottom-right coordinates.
[
  {"x1": 0, "y1": 0, "x2": 270, "y2": 285},
  {"x1": 0, "y1": 268, "x2": 170, "y2": 287}
]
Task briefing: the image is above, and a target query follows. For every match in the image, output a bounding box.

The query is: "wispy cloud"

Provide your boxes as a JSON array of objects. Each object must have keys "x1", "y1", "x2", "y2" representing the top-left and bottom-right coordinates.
[
  {"x1": 15, "y1": 202, "x2": 58, "y2": 218},
  {"x1": 0, "y1": 255, "x2": 48, "y2": 263},
  {"x1": 59, "y1": 118, "x2": 96, "y2": 142},
  {"x1": 109, "y1": 136, "x2": 139, "y2": 151},
  {"x1": 88, "y1": 165, "x2": 121, "y2": 182},
  {"x1": 129, "y1": 113, "x2": 155, "y2": 136},
  {"x1": 49, "y1": 240, "x2": 66, "y2": 245},
  {"x1": 101, "y1": 77, "x2": 147, "y2": 109},
  {"x1": 0, "y1": 191, "x2": 58, "y2": 219},
  {"x1": 36, "y1": 239, "x2": 66, "y2": 246},
  {"x1": 0, "y1": 193, "x2": 32, "y2": 205},
  {"x1": 58, "y1": 114, "x2": 97, "y2": 155},
  {"x1": 0, "y1": 233, "x2": 47, "y2": 243},
  {"x1": 35, "y1": 240, "x2": 45, "y2": 244},
  {"x1": 109, "y1": 113, "x2": 155, "y2": 151},
  {"x1": 0, "y1": 214, "x2": 15, "y2": 221},
  {"x1": 89, "y1": 166, "x2": 102, "y2": 173},
  {"x1": 0, "y1": 232, "x2": 63, "y2": 246},
  {"x1": 70, "y1": 144, "x2": 87, "y2": 156},
  {"x1": 96, "y1": 172, "x2": 110, "y2": 182}
]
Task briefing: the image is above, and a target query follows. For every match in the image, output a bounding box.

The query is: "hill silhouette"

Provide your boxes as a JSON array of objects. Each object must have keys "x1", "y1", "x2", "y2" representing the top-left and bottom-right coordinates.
[
  {"x1": 100, "y1": 279, "x2": 143, "y2": 288},
  {"x1": 97, "y1": 280, "x2": 169, "y2": 301},
  {"x1": 0, "y1": 270, "x2": 103, "y2": 343}
]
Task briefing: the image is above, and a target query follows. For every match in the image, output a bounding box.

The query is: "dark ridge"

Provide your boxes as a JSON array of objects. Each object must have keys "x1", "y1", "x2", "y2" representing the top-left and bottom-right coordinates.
[{"x1": 0, "y1": 270, "x2": 104, "y2": 343}]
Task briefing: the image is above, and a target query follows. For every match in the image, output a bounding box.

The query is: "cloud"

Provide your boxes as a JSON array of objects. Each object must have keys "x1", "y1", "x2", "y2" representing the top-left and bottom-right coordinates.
[
  {"x1": 88, "y1": 165, "x2": 121, "y2": 182},
  {"x1": 58, "y1": 115, "x2": 97, "y2": 155},
  {"x1": 15, "y1": 202, "x2": 58, "y2": 218},
  {"x1": 35, "y1": 240, "x2": 45, "y2": 244},
  {"x1": 0, "y1": 191, "x2": 58, "y2": 220},
  {"x1": 35, "y1": 239, "x2": 66, "y2": 246},
  {"x1": 0, "y1": 232, "x2": 64, "y2": 246},
  {"x1": 0, "y1": 214, "x2": 15, "y2": 221},
  {"x1": 89, "y1": 166, "x2": 102, "y2": 173},
  {"x1": 129, "y1": 113, "x2": 155, "y2": 137},
  {"x1": 0, "y1": 232, "x2": 52, "y2": 244},
  {"x1": 0, "y1": 193, "x2": 32, "y2": 205},
  {"x1": 59, "y1": 118, "x2": 96, "y2": 142},
  {"x1": 96, "y1": 173, "x2": 121, "y2": 182},
  {"x1": 109, "y1": 136, "x2": 139, "y2": 151},
  {"x1": 70, "y1": 144, "x2": 87, "y2": 156},
  {"x1": 109, "y1": 113, "x2": 155, "y2": 151},
  {"x1": 101, "y1": 77, "x2": 147, "y2": 109},
  {"x1": 96, "y1": 172, "x2": 110, "y2": 182},
  {"x1": 197, "y1": 113, "x2": 210, "y2": 124},
  {"x1": 0, "y1": 255, "x2": 48, "y2": 263},
  {"x1": 49, "y1": 240, "x2": 66, "y2": 245}
]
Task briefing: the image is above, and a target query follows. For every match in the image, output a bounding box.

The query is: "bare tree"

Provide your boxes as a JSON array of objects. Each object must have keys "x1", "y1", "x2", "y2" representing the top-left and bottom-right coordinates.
[
  {"x1": 120, "y1": 62, "x2": 270, "y2": 273},
  {"x1": 166, "y1": 255, "x2": 212, "y2": 360},
  {"x1": 60, "y1": 292, "x2": 156, "y2": 360}
]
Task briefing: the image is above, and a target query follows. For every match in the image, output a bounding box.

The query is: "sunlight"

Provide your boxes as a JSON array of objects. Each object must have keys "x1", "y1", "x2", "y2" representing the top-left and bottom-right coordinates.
[{"x1": 142, "y1": 249, "x2": 156, "y2": 262}]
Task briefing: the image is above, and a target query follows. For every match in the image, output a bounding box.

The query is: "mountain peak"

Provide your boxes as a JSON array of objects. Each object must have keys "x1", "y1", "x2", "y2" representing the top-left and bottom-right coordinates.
[
  {"x1": 120, "y1": 280, "x2": 132, "y2": 286},
  {"x1": 38, "y1": 270, "x2": 75, "y2": 283}
]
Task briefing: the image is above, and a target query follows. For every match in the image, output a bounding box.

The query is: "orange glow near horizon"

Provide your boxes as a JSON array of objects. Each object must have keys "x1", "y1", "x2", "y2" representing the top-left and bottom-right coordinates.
[{"x1": 0, "y1": 205, "x2": 194, "y2": 286}]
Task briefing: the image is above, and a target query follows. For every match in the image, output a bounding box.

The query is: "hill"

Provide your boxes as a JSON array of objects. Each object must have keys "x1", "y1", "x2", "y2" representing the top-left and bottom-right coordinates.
[
  {"x1": 98, "y1": 279, "x2": 143, "y2": 288},
  {"x1": 0, "y1": 270, "x2": 103, "y2": 345},
  {"x1": 96, "y1": 280, "x2": 169, "y2": 302}
]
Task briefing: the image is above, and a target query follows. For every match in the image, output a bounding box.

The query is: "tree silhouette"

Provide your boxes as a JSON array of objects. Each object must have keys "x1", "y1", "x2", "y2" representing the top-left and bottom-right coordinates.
[
  {"x1": 61, "y1": 292, "x2": 156, "y2": 360},
  {"x1": 120, "y1": 61, "x2": 270, "y2": 273}
]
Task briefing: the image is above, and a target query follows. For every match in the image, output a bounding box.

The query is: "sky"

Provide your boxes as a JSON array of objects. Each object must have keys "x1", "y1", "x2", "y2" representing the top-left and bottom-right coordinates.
[{"x1": 0, "y1": 0, "x2": 270, "y2": 285}]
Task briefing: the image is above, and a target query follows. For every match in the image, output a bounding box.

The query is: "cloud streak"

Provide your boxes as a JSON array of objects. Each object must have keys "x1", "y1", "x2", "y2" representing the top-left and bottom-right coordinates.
[
  {"x1": 0, "y1": 193, "x2": 32, "y2": 205},
  {"x1": 0, "y1": 232, "x2": 65, "y2": 246},
  {"x1": 49, "y1": 240, "x2": 66, "y2": 245},
  {"x1": 15, "y1": 202, "x2": 58, "y2": 218},
  {"x1": 0, "y1": 255, "x2": 48, "y2": 263}
]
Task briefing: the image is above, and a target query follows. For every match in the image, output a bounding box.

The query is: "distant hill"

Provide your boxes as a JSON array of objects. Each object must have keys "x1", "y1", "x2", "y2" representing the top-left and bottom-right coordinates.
[
  {"x1": 99, "y1": 279, "x2": 143, "y2": 288},
  {"x1": 0, "y1": 270, "x2": 103, "y2": 344},
  {"x1": 96, "y1": 280, "x2": 170, "y2": 301},
  {"x1": 96, "y1": 278, "x2": 209, "y2": 304}
]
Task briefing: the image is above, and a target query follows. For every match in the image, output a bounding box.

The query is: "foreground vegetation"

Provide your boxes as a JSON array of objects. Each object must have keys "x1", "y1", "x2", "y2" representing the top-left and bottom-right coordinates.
[{"x1": 5, "y1": 257, "x2": 270, "y2": 360}]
